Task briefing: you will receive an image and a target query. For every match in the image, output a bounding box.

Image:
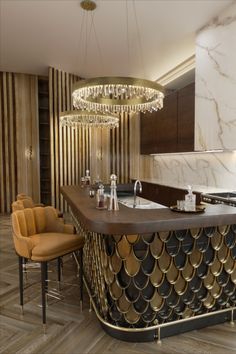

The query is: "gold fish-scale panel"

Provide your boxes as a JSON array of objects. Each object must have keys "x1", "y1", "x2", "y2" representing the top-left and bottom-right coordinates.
[
  {"x1": 124, "y1": 305, "x2": 140, "y2": 324},
  {"x1": 190, "y1": 228, "x2": 202, "y2": 239},
  {"x1": 166, "y1": 262, "x2": 180, "y2": 284},
  {"x1": 218, "y1": 225, "x2": 230, "y2": 236},
  {"x1": 182, "y1": 260, "x2": 195, "y2": 282},
  {"x1": 141, "y1": 250, "x2": 156, "y2": 275},
  {"x1": 159, "y1": 231, "x2": 172, "y2": 243},
  {"x1": 124, "y1": 249, "x2": 141, "y2": 277},
  {"x1": 211, "y1": 257, "x2": 223, "y2": 276},
  {"x1": 150, "y1": 236, "x2": 165, "y2": 259},
  {"x1": 158, "y1": 250, "x2": 172, "y2": 273},
  {"x1": 150, "y1": 290, "x2": 164, "y2": 311},
  {"x1": 116, "y1": 292, "x2": 131, "y2": 313},
  {"x1": 231, "y1": 267, "x2": 236, "y2": 284},
  {"x1": 210, "y1": 281, "x2": 222, "y2": 299},
  {"x1": 79, "y1": 220, "x2": 236, "y2": 330},
  {"x1": 109, "y1": 252, "x2": 122, "y2": 274},
  {"x1": 150, "y1": 262, "x2": 164, "y2": 287},
  {"x1": 224, "y1": 255, "x2": 235, "y2": 274},
  {"x1": 116, "y1": 236, "x2": 132, "y2": 259},
  {"x1": 211, "y1": 231, "x2": 224, "y2": 251},
  {"x1": 109, "y1": 280, "x2": 123, "y2": 300},
  {"x1": 126, "y1": 234, "x2": 140, "y2": 244},
  {"x1": 203, "y1": 270, "x2": 215, "y2": 290},
  {"x1": 217, "y1": 242, "x2": 230, "y2": 263},
  {"x1": 174, "y1": 275, "x2": 187, "y2": 295},
  {"x1": 104, "y1": 266, "x2": 114, "y2": 285},
  {"x1": 133, "y1": 239, "x2": 149, "y2": 261},
  {"x1": 190, "y1": 249, "x2": 203, "y2": 268}
]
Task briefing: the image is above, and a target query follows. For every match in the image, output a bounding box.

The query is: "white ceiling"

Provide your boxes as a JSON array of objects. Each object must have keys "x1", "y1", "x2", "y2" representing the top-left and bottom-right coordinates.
[{"x1": 0, "y1": 0, "x2": 233, "y2": 81}]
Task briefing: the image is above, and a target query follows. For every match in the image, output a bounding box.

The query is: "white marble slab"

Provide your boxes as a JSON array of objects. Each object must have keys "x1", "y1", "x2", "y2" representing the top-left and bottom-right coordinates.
[
  {"x1": 195, "y1": 2, "x2": 236, "y2": 150},
  {"x1": 138, "y1": 151, "x2": 236, "y2": 193}
]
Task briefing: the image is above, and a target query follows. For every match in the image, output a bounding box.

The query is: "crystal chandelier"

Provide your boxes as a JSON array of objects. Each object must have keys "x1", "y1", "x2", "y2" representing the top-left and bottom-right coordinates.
[
  {"x1": 73, "y1": 77, "x2": 164, "y2": 114},
  {"x1": 72, "y1": 0, "x2": 165, "y2": 115},
  {"x1": 60, "y1": 110, "x2": 119, "y2": 129}
]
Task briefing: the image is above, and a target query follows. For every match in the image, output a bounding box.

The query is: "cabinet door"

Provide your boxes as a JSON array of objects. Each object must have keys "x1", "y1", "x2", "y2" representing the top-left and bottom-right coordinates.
[
  {"x1": 140, "y1": 111, "x2": 158, "y2": 154},
  {"x1": 140, "y1": 92, "x2": 178, "y2": 154},
  {"x1": 156, "y1": 92, "x2": 178, "y2": 153},
  {"x1": 177, "y1": 82, "x2": 195, "y2": 152}
]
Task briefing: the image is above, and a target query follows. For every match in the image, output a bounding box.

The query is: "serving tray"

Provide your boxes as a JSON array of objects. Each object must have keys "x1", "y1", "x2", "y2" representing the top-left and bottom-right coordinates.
[{"x1": 170, "y1": 205, "x2": 205, "y2": 213}]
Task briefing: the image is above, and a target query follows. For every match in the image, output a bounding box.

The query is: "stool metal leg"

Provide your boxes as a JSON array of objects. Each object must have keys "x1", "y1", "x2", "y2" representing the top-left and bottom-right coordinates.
[
  {"x1": 41, "y1": 261, "x2": 47, "y2": 333},
  {"x1": 79, "y1": 249, "x2": 83, "y2": 311},
  {"x1": 57, "y1": 257, "x2": 62, "y2": 282},
  {"x1": 18, "y1": 256, "x2": 24, "y2": 314}
]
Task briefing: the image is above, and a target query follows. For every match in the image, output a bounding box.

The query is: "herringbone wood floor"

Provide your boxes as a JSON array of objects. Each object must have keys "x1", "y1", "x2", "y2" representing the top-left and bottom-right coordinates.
[{"x1": 0, "y1": 214, "x2": 236, "y2": 354}]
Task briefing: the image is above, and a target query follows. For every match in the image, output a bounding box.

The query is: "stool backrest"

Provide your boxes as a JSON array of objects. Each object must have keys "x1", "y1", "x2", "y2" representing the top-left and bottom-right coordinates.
[{"x1": 12, "y1": 207, "x2": 61, "y2": 258}]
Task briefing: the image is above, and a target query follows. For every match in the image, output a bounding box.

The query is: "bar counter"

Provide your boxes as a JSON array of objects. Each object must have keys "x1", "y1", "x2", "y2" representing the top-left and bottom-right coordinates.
[{"x1": 61, "y1": 185, "x2": 236, "y2": 342}]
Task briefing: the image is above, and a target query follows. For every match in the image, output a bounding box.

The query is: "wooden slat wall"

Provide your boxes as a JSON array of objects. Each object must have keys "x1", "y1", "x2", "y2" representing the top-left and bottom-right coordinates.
[
  {"x1": 49, "y1": 67, "x2": 91, "y2": 212},
  {"x1": 110, "y1": 112, "x2": 131, "y2": 184},
  {"x1": 15, "y1": 74, "x2": 40, "y2": 203},
  {"x1": 0, "y1": 72, "x2": 39, "y2": 213},
  {"x1": 0, "y1": 73, "x2": 17, "y2": 213}
]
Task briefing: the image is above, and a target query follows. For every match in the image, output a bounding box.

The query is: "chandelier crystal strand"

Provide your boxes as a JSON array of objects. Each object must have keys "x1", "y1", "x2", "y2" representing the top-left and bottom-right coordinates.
[
  {"x1": 60, "y1": 110, "x2": 119, "y2": 129},
  {"x1": 72, "y1": 77, "x2": 164, "y2": 114}
]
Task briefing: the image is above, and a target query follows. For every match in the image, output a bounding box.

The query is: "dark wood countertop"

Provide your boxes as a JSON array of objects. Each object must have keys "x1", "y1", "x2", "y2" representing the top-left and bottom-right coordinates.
[{"x1": 61, "y1": 185, "x2": 236, "y2": 234}]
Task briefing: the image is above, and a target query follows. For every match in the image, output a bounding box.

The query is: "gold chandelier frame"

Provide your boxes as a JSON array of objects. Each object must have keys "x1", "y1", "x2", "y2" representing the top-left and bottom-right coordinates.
[
  {"x1": 60, "y1": 110, "x2": 119, "y2": 129},
  {"x1": 72, "y1": 76, "x2": 164, "y2": 114}
]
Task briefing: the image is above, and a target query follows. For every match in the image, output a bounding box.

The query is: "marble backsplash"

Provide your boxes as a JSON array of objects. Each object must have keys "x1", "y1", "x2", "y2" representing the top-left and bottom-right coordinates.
[{"x1": 139, "y1": 151, "x2": 236, "y2": 191}]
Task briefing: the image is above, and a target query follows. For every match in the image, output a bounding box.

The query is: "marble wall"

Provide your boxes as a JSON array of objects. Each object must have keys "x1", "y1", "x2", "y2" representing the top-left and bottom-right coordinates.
[
  {"x1": 195, "y1": 2, "x2": 236, "y2": 150},
  {"x1": 132, "y1": 2, "x2": 236, "y2": 191},
  {"x1": 149, "y1": 151, "x2": 236, "y2": 190}
]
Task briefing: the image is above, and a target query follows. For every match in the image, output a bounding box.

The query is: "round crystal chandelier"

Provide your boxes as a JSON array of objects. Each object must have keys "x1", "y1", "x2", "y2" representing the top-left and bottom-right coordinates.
[
  {"x1": 72, "y1": 77, "x2": 164, "y2": 114},
  {"x1": 71, "y1": 0, "x2": 165, "y2": 115},
  {"x1": 60, "y1": 110, "x2": 119, "y2": 129}
]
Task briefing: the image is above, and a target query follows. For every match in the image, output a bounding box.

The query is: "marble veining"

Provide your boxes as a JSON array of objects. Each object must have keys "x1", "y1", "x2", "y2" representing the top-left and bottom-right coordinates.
[
  {"x1": 139, "y1": 151, "x2": 236, "y2": 192},
  {"x1": 195, "y1": 2, "x2": 236, "y2": 150}
]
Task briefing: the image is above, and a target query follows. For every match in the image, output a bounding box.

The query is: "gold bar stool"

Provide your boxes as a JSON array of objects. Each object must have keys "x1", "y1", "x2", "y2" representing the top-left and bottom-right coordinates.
[{"x1": 11, "y1": 206, "x2": 84, "y2": 332}]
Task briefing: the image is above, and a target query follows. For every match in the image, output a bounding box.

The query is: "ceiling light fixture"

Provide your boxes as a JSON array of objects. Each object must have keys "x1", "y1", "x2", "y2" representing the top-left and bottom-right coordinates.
[
  {"x1": 60, "y1": 0, "x2": 119, "y2": 129},
  {"x1": 72, "y1": 0, "x2": 165, "y2": 115},
  {"x1": 60, "y1": 110, "x2": 119, "y2": 129}
]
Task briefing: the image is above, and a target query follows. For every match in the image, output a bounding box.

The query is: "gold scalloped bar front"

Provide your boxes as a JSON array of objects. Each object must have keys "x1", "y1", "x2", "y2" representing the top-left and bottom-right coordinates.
[
  {"x1": 72, "y1": 77, "x2": 165, "y2": 114},
  {"x1": 71, "y1": 211, "x2": 236, "y2": 342}
]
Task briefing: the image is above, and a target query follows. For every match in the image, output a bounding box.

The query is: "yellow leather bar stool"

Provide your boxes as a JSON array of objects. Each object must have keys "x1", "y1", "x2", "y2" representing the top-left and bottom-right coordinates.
[{"x1": 11, "y1": 206, "x2": 84, "y2": 332}]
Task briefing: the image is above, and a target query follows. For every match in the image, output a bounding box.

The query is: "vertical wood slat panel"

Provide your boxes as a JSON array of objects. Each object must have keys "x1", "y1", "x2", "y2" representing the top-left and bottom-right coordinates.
[
  {"x1": 49, "y1": 68, "x2": 55, "y2": 207},
  {"x1": 49, "y1": 67, "x2": 91, "y2": 212},
  {"x1": 109, "y1": 113, "x2": 130, "y2": 184},
  {"x1": 3, "y1": 74, "x2": 10, "y2": 211},
  {"x1": 0, "y1": 72, "x2": 17, "y2": 213},
  {"x1": 0, "y1": 77, "x2": 4, "y2": 212}
]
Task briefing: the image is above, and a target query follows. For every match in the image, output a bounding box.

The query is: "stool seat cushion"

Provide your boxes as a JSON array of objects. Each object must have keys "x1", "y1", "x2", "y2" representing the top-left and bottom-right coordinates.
[
  {"x1": 12, "y1": 207, "x2": 83, "y2": 259},
  {"x1": 30, "y1": 233, "x2": 84, "y2": 261}
]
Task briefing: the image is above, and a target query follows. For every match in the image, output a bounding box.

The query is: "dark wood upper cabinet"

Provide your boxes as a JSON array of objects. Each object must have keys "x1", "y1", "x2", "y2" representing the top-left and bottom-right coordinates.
[
  {"x1": 177, "y1": 83, "x2": 195, "y2": 152},
  {"x1": 140, "y1": 82, "x2": 195, "y2": 154}
]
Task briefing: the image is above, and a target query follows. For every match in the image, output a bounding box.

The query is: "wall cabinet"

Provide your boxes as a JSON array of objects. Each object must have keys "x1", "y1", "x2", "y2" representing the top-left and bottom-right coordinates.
[{"x1": 140, "y1": 82, "x2": 194, "y2": 154}]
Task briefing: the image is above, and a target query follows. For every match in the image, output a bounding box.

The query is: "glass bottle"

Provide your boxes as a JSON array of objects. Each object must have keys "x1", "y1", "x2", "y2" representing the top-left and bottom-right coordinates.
[
  {"x1": 108, "y1": 174, "x2": 119, "y2": 211},
  {"x1": 96, "y1": 184, "x2": 105, "y2": 208},
  {"x1": 85, "y1": 169, "x2": 91, "y2": 186}
]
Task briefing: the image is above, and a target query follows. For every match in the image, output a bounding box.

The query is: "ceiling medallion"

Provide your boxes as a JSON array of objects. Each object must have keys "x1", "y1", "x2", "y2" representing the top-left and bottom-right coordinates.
[{"x1": 80, "y1": 0, "x2": 96, "y2": 11}]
